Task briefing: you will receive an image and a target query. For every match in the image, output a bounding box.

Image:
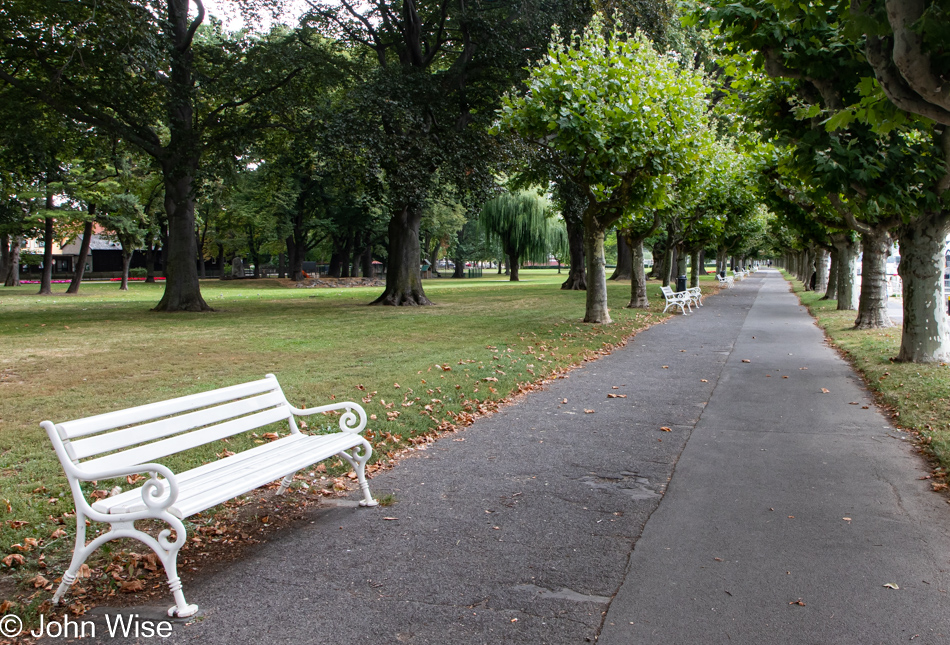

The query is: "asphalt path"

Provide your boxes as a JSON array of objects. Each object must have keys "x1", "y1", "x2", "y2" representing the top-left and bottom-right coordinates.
[{"x1": 85, "y1": 271, "x2": 950, "y2": 644}]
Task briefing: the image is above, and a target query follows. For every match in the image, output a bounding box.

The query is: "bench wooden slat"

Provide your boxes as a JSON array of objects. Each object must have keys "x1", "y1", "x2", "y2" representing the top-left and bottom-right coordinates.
[
  {"x1": 58, "y1": 377, "x2": 281, "y2": 439},
  {"x1": 79, "y1": 406, "x2": 292, "y2": 474},
  {"x1": 69, "y1": 391, "x2": 288, "y2": 461}
]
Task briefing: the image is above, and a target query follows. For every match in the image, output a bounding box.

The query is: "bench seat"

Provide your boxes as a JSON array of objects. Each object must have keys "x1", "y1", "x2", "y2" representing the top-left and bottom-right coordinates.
[{"x1": 92, "y1": 432, "x2": 364, "y2": 519}]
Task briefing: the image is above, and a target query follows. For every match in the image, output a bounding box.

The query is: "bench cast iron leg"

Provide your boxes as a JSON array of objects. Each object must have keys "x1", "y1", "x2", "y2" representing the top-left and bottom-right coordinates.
[{"x1": 339, "y1": 440, "x2": 379, "y2": 507}]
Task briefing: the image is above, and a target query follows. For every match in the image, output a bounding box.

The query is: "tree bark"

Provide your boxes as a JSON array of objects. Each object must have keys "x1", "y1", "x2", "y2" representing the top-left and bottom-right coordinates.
[
  {"x1": 153, "y1": 163, "x2": 211, "y2": 311},
  {"x1": 66, "y1": 215, "x2": 95, "y2": 295},
  {"x1": 609, "y1": 230, "x2": 632, "y2": 280},
  {"x1": 146, "y1": 244, "x2": 157, "y2": 283},
  {"x1": 854, "y1": 228, "x2": 894, "y2": 329},
  {"x1": 561, "y1": 214, "x2": 586, "y2": 290},
  {"x1": 4, "y1": 236, "x2": 20, "y2": 287},
  {"x1": 583, "y1": 215, "x2": 610, "y2": 323},
  {"x1": 895, "y1": 213, "x2": 950, "y2": 362},
  {"x1": 507, "y1": 250, "x2": 520, "y2": 281},
  {"x1": 278, "y1": 252, "x2": 286, "y2": 279},
  {"x1": 362, "y1": 234, "x2": 373, "y2": 279},
  {"x1": 120, "y1": 249, "x2": 132, "y2": 291},
  {"x1": 823, "y1": 249, "x2": 838, "y2": 300},
  {"x1": 834, "y1": 236, "x2": 859, "y2": 311},
  {"x1": 675, "y1": 245, "x2": 687, "y2": 284},
  {"x1": 371, "y1": 203, "x2": 432, "y2": 305},
  {"x1": 38, "y1": 215, "x2": 54, "y2": 296},
  {"x1": 626, "y1": 239, "x2": 650, "y2": 309},
  {"x1": 814, "y1": 247, "x2": 830, "y2": 295},
  {"x1": 698, "y1": 249, "x2": 708, "y2": 275},
  {"x1": 0, "y1": 233, "x2": 10, "y2": 285},
  {"x1": 689, "y1": 249, "x2": 700, "y2": 288},
  {"x1": 661, "y1": 243, "x2": 674, "y2": 287}
]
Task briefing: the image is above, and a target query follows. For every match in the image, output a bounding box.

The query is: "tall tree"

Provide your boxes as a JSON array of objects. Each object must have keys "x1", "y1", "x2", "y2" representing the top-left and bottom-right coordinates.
[{"x1": 479, "y1": 190, "x2": 555, "y2": 282}]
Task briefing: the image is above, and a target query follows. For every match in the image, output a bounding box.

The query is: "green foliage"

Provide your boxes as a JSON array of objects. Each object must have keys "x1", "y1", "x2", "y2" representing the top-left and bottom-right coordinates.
[{"x1": 479, "y1": 190, "x2": 556, "y2": 265}]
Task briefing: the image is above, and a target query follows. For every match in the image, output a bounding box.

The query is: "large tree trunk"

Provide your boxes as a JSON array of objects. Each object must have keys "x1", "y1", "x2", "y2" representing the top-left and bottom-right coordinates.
[
  {"x1": 814, "y1": 247, "x2": 830, "y2": 295},
  {"x1": 583, "y1": 214, "x2": 610, "y2": 324},
  {"x1": 39, "y1": 214, "x2": 54, "y2": 296},
  {"x1": 278, "y1": 252, "x2": 286, "y2": 279},
  {"x1": 507, "y1": 250, "x2": 520, "y2": 282},
  {"x1": 4, "y1": 236, "x2": 20, "y2": 287},
  {"x1": 561, "y1": 214, "x2": 586, "y2": 290},
  {"x1": 689, "y1": 249, "x2": 701, "y2": 288},
  {"x1": 371, "y1": 203, "x2": 431, "y2": 306},
  {"x1": 675, "y1": 245, "x2": 687, "y2": 284},
  {"x1": 66, "y1": 215, "x2": 94, "y2": 295},
  {"x1": 895, "y1": 213, "x2": 950, "y2": 362},
  {"x1": 698, "y1": 249, "x2": 708, "y2": 275},
  {"x1": 609, "y1": 230, "x2": 632, "y2": 280},
  {"x1": 145, "y1": 244, "x2": 157, "y2": 283},
  {"x1": 627, "y1": 239, "x2": 650, "y2": 309},
  {"x1": 854, "y1": 228, "x2": 894, "y2": 329},
  {"x1": 833, "y1": 236, "x2": 859, "y2": 311},
  {"x1": 661, "y1": 243, "x2": 674, "y2": 287},
  {"x1": 153, "y1": 164, "x2": 211, "y2": 311}
]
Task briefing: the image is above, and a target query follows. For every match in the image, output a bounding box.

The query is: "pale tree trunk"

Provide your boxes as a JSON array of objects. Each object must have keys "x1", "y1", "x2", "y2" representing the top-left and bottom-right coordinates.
[
  {"x1": 66, "y1": 214, "x2": 95, "y2": 295},
  {"x1": 583, "y1": 213, "x2": 611, "y2": 324},
  {"x1": 661, "y1": 244, "x2": 674, "y2": 287},
  {"x1": 627, "y1": 239, "x2": 650, "y2": 309},
  {"x1": 561, "y1": 215, "x2": 586, "y2": 290},
  {"x1": 834, "y1": 237, "x2": 859, "y2": 311},
  {"x1": 854, "y1": 228, "x2": 894, "y2": 329},
  {"x1": 822, "y1": 249, "x2": 838, "y2": 300},
  {"x1": 609, "y1": 230, "x2": 632, "y2": 280},
  {"x1": 895, "y1": 214, "x2": 950, "y2": 362},
  {"x1": 814, "y1": 248, "x2": 830, "y2": 294},
  {"x1": 371, "y1": 203, "x2": 431, "y2": 306},
  {"x1": 4, "y1": 237, "x2": 21, "y2": 287},
  {"x1": 675, "y1": 247, "x2": 687, "y2": 285},
  {"x1": 689, "y1": 249, "x2": 701, "y2": 288}
]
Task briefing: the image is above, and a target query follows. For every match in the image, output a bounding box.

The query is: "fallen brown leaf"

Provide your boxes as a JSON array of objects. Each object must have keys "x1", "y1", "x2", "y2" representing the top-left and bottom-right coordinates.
[
  {"x1": 821, "y1": 388, "x2": 830, "y2": 394},
  {"x1": 741, "y1": 359, "x2": 751, "y2": 363},
  {"x1": 789, "y1": 599, "x2": 806, "y2": 606},
  {"x1": 584, "y1": 409, "x2": 595, "y2": 414},
  {"x1": 2, "y1": 553, "x2": 25, "y2": 567},
  {"x1": 120, "y1": 580, "x2": 145, "y2": 593},
  {"x1": 660, "y1": 427, "x2": 672, "y2": 432},
  {"x1": 700, "y1": 379, "x2": 708, "y2": 382}
]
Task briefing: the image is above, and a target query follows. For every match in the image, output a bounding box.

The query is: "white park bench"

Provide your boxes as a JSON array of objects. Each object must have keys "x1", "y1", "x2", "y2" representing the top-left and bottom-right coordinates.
[
  {"x1": 716, "y1": 273, "x2": 734, "y2": 287},
  {"x1": 687, "y1": 286, "x2": 703, "y2": 307},
  {"x1": 42, "y1": 374, "x2": 377, "y2": 619},
  {"x1": 661, "y1": 285, "x2": 693, "y2": 314}
]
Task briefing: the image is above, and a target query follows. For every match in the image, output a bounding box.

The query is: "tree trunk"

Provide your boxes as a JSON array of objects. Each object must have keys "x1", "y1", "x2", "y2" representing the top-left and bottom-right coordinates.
[
  {"x1": 120, "y1": 250, "x2": 132, "y2": 291},
  {"x1": 39, "y1": 215, "x2": 54, "y2": 296},
  {"x1": 661, "y1": 243, "x2": 674, "y2": 288},
  {"x1": 627, "y1": 239, "x2": 650, "y2": 309},
  {"x1": 698, "y1": 249, "x2": 708, "y2": 275},
  {"x1": 278, "y1": 252, "x2": 286, "y2": 279},
  {"x1": 507, "y1": 250, "x2": 520, "y2": 281},
  {"x1": 362, "y1": 234, "x2": 373, "y2": 279},
  {"x1": 854, "y1": 228, "x2": 894, "y2": 329},
  {"x1": 561, "y1": 214, "x2": 586, "y2": 290},
  {"x1": 689, "y1": 249, "x2": 700, "y2": 288},
  {"x1": 4, "y1": 236, "x2": 20, "y2": 287},
  {"x1": 823, "y1": 249, "x2": 838, "y2": 300},
  {"x1": 66, "y1": 215, "x2": 95, "y2": 295},
  {"x1": 583, "y1": 212, "x2": 611, "y2": 324},
  {"x1": 609, "y1": 230, "x2": 632, "y2": 280},
  {"x1": 834, "y1": 236, "x2": 859, "y2": 311},
  {"x1": 153, "y1": 161, "x2": 210, "y2": 311},
  {"x1": 675, "y1": 245, "x2": 687, "y2": 284},
  {"x1": 216, "y1": 244, "x2": 225, "y2": 280},
  {"x1": 0, "y1": 233, "x2": 10, "y2": 285},
  {"x1": 895, "y1": 214, "x2": 950, "y2": 362},
  {"x1": 814, "y1": 248, "x2": 830, "y2": 295},
  {"x1": 371, "y1": 203, "x2": 431, "y2": 305}
]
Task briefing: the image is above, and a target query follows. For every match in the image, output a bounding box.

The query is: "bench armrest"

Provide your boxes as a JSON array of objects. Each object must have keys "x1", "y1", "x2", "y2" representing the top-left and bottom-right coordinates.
[
  {"x1": 290, "y1": 401, "x2": 367, "y2": 434},
  {"x1": 74, "y1": 463, "x2": 180, "y2": 513}
]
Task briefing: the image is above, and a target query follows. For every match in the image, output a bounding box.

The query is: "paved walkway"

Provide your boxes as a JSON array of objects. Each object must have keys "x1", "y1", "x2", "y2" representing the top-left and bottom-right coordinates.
[{"x1": 93, "y1": 271, "x2": 950, "y2": 644}]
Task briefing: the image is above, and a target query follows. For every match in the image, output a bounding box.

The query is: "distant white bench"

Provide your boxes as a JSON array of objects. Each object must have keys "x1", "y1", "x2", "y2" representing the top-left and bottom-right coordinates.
[
  {"x1": 716, "y1": 273, "x2": 734, "y2": 287},
  {"x1": 661, "y1": 285, "x2": 693, "y2": 314},
  {"x1": 43, "y1": 374, "x2": 377, "y2": 618},
  {"x1": 687, "y1": 286, "x2": 703, "y2": 307}
]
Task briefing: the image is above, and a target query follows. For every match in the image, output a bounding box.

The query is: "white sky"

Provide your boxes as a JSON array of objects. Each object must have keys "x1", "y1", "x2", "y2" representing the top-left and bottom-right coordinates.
[{"x1": 197, "y1": 0, "x2": 310, "y2": 32}]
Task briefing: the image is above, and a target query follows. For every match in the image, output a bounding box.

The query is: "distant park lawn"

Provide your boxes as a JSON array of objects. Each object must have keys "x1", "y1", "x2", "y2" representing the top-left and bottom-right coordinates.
[
  {"x1": 0, "y1": 269, "x2": 708, "y2": 605},
  {"x1": 788, "y1": 278, "x2": 950, "y2": 474}
]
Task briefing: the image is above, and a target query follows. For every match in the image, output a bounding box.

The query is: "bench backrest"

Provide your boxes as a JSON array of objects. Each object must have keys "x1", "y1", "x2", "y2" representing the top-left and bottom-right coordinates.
[
  {"x1": 44, "y1": 374, "x2": 297, "y2": 475},
  {"x1": 660, "y1": 286, "x2": 674, "y2": 297}
]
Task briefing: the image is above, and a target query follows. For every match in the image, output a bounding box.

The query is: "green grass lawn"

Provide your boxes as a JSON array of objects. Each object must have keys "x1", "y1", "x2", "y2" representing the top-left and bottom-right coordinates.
[
  {"x1": 0, "y1": 270, "x2": 713, "y2": 612},
  {"x1": 786, "y1": 275, "x2": 950, "y2": 474}
]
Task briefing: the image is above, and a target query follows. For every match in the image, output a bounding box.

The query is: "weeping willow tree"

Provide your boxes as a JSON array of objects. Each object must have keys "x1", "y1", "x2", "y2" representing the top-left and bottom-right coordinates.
[{"x1": 479, "y1": 190, "x2": 555, "y2": 281}]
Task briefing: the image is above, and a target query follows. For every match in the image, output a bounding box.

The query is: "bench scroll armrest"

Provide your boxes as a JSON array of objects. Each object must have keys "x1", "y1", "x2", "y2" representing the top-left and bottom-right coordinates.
[
  {"x1": 290, "y1": 402, "x2": 367, "y2": 434},
  {"x1": 73, "y1": 464, "x2": 180, "y2": 513}
]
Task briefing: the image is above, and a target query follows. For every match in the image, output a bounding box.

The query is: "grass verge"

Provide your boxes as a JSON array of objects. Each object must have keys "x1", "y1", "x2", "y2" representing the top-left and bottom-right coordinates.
[
  {"x1": 784, "y1": 273, "x2": 950, "y2": 474},
  {"x1": 0, "y1": 270, "x2": 717, "y2": 623}
]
